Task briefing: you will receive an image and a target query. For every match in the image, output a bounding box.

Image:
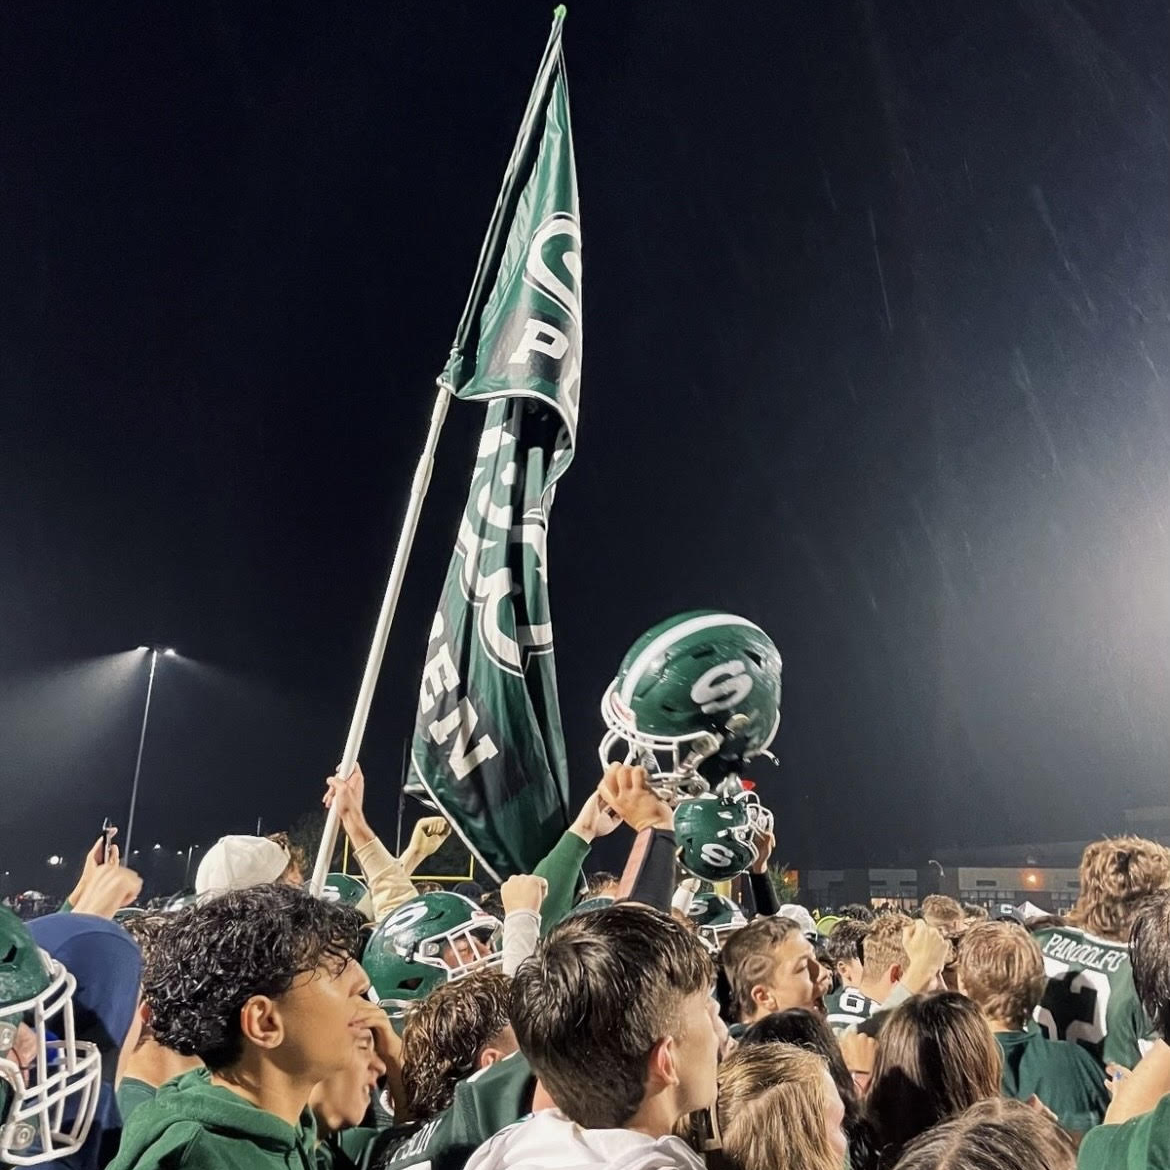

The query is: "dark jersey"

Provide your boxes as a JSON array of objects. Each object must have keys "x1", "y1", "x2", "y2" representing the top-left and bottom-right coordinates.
[
  {"x1": 1033, "y1": 925, "x2": 1154, "y2": 1068},
  {"x1": 824, "y1": 985, "x2": 882, "y2": 1032},
  {"x1": 373, "y1": 1052, "x2": 535, "y2": 1170}
]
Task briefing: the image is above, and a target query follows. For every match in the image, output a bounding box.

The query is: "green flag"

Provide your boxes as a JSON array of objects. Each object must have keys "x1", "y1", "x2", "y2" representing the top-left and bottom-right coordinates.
[{"x1": 408, "y1": 12, "x2": 579, "y2": 882}]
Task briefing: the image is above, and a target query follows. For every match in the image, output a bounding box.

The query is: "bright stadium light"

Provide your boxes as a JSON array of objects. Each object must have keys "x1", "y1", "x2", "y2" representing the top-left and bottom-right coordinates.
[
  {"x1": 163, "y1": 648, "x2": 177, "y2": 657},
  {"x1": 47, "y1": 855, "x2": 63, "y2": 867}
]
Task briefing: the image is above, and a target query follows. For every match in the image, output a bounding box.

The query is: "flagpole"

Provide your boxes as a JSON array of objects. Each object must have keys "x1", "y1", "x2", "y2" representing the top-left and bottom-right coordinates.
[
  {"x1": 309, "y1": 382, "x2": 451, "y2": 896},
  {"x1": 308, "y1": 6, "x2": 568, "y2": 897}
]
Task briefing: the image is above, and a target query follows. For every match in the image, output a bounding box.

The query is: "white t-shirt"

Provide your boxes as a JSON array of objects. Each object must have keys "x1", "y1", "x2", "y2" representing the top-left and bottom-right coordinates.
[{"x1": 463, "y1": 1109, "x2": 704, "y2": 1170}]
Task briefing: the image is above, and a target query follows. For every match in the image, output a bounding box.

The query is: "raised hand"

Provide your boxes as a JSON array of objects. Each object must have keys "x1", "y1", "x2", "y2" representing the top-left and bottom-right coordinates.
[
  {"x1": 597, "y1": 763, "x2": 674, "y2": 832},
  {"x1": 570, "y1": 792, "x2": 623, "y2": 842},
  {"x1": 501, "y1": 874, "x2": 548, "y2": 915}
]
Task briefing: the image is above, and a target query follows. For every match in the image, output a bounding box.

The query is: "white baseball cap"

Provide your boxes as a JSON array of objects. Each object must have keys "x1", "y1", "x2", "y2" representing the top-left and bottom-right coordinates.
[
  {"x1": 779, "y1": 903, "x2": 819, "y2": 939},
  {"x1": 195, "y1": 835, "x2": 290, "y2": 897}
]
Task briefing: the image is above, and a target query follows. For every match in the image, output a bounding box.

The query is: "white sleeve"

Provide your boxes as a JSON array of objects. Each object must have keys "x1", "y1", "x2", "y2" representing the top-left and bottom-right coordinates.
[{"x1": 502, "y1": 909, "x2": 542, "y2": 976}]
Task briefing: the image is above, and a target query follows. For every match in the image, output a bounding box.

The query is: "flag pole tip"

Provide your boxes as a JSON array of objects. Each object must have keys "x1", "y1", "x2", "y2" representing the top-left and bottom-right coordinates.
[{"x1": 554, "y1": 4, "x2": 567, "y2": 17}]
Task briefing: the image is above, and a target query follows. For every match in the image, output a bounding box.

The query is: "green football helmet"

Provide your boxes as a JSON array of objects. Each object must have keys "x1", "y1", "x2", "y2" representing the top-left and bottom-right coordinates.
[
  {"x1": 686, "y1": 891, "x2": 748, "y2": 952},
  {"x1": 0, "y1": 907, "x2": 101, "y2": 1165},
  {"x1": 600, "y1": 610, "x2": 782, "y2": 802},
  {"x1": 318, "y1": 873, "x2": 374, "y2": 922},
  {"x1": 362, "y1": 892, "x2": 501, "y2": 1016},
  {"x1": 674, "y1": 786, "x2": 773, "y2": 881}
]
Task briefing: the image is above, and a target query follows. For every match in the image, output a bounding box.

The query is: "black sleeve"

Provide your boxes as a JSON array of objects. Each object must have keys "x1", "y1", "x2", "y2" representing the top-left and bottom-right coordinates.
[
  {"x1": 747, "y1": 870, "x2": 780, "y2": 918},
  {"x1": 617, "y1": 828, "x2": 676, "y2": 912}
]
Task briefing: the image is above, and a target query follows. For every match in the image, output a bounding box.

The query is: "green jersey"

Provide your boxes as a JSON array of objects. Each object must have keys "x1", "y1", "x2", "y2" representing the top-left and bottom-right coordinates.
[
  {"x1": 373, "y1": 1052, "x2": 535, "y2": 1170},
  {"x1": 824, "y1": 985, "x2": 882, "y2": 1032},
  {"x1": 1077, "y1": 1092, "x2": 1170, "y2": 1170},
  {"x1": 1033, "y1": 925, "x2": 1154, "y2": 1068},
  {"x1": 994, "y1": 1030, "x2": 1108, "y2": 1134}
]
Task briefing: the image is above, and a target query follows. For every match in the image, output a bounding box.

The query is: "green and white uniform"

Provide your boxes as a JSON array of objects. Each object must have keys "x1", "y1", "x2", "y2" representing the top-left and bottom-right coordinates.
[
  {"x1": 994, "y1": 1030, "x2": 1108, "y2": 1133},
  {"x1": 374, "y1": 1052, "x2": 535, "y2": 1170},
  {"x1": 824, "y1": 985, "x2": 882, "y2": 1032},
  {"x1": 1077, "y1": 1092, "x2": 1170, "y2": 1170},
  {"x1": 1033, "y1": 925, "x2": 1154, "y2": 1068}
]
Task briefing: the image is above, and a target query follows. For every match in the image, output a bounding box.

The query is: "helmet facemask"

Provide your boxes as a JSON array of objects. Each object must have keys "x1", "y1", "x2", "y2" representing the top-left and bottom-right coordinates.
[
  {"x1": 367, "y1": 897, "x2": 503, "y2": 1018},
  {"x1": 413, "y1": 919, "x2": 503, "y2": 985},
  {"x1": 0, "y1": 955, "x2": 101, "y2": 1166},
  {"x1": 599, "y1": 686, "x2": 780, "y2": 806}
]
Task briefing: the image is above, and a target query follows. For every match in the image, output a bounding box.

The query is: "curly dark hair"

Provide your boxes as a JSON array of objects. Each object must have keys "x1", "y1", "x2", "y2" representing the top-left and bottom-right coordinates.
[
  {"x1": 121, "y1": 913, "x2": 172, "y2": 1045},
  {"x1": 145, "y1": 883, "x2": 364, "y2": 1069},
  {"x1": 402, "y1": 969, "x2": 512, "y2": 1120}
]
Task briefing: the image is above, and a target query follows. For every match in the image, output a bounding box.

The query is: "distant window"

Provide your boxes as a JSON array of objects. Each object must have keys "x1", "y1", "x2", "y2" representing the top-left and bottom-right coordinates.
[{"x1": 975, "y1": 880, "x2": 997, "y2": 888}]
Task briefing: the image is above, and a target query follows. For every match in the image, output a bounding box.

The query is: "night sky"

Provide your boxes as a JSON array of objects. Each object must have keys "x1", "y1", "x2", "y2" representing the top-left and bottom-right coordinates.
[{"x1": 2, "y1": 1, "x2": 1167, "y2": 893}]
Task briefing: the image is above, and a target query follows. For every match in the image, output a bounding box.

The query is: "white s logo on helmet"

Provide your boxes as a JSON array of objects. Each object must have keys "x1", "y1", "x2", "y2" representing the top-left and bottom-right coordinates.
[
  {"x1": 700, "y1": 842, "x2": 737, "y2": 868},
  {"x1": 690, "y1": 661, "x2": 753, "y2": 714},
  {"x1": 384, "y1": 902, "x2": 430, "y2": 933}
]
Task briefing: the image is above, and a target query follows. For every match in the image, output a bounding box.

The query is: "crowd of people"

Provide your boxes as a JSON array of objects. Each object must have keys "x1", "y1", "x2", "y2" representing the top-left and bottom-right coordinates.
[
  {"x1": 6, "y1": 762, "x2": 1170, "y2": 1170},
  {"x1": 6, "y1": 611, "x2": 1170, "y2": 1169}
]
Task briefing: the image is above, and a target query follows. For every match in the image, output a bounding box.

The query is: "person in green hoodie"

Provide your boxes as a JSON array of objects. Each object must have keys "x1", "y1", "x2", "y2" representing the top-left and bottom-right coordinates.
[
  {"x1": 109, "y1": 883, "x2": 372, "y2": 1170},
  {"x1": 957, "y1": 920, "x2": 1108, "y2": 1137}
]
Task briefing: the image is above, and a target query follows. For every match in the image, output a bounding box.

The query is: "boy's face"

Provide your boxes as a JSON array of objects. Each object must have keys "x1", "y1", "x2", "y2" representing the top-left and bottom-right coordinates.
[
  {"x1": 441, "y1": 934, "x2": 492, "y2": 968},
  {"x1": 669, "y1": 991, "x2": 721, "y2": 1116},
  {"x1": 753, "y1": 935, "x2": 831, "y2": 1018},
  {"x1": 309, "y1": 1029, "x2": 386, "y2": 1131},
  {"x1": 277, "y1": 956, "x2": 372, "y2": 1083}
]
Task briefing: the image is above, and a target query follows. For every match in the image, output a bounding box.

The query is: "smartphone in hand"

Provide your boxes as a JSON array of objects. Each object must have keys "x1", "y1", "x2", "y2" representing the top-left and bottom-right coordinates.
[{"x1": 98, "y1": 818, "x2": 115, "y2": 864}]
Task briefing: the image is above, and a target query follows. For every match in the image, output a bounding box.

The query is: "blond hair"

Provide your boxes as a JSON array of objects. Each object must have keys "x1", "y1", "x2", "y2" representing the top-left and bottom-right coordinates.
[
  {"x1": 863, "y1": 914, "x2": 912, "y2": 979},
  {"x1": 715, "y1": 1042, "x2": 842, "y2": 1170},
  {"x1": 1067, "y1": 836, "x2": 1170, "y2": 942},
  {"x1": 922, "y1": 895, "x2": 965, "y2": 936},
  {"x1": 957, "y1": 923, "x2": 1045, "y2": 1030}
]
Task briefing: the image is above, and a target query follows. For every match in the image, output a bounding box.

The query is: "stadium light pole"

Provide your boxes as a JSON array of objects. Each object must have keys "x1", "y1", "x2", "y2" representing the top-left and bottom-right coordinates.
[{"x1": 125, "y1": 646, "x2": 176, "y2": 856}]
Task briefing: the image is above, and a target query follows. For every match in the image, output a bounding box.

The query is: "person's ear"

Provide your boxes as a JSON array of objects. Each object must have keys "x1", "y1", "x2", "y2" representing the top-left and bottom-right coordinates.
[
  {"x1": 478, "y1": 1046, "x2": 505, "y2": 1070},
  {"x1": 239, "y1": 995, "x2": 283, "y2": 1050},
  {"x1": 750, "y1": 984, "x2": 775, "y2": 1013},
  {"x1": 889, "y1": 962, "x2": 904, "y2": 985},
  {"x1": 648, "y1": 1035, "x2": 679, "y2": 1090}
]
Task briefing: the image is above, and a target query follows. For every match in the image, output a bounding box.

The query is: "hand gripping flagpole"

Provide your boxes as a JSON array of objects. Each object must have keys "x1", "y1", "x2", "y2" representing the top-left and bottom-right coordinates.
[{"x1": 309, "y1": 6, "x2": 569, "y2": 897}]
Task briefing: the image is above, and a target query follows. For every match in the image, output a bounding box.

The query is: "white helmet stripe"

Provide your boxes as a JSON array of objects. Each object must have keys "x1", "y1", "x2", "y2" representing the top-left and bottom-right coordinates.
[{"x1": 618, "y1": 613, "x2": 766, "y2": 706}]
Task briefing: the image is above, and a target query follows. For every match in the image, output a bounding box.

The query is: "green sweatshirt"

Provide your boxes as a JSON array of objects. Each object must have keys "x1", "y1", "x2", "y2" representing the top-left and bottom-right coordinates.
[
  {"x1": 108, "y1": 1068, "x2": 318, "y2": 1170},
  {"x1": 994, "y1": 1030, "x2": 1108, "y2": 1134},
  {"x1": 1077, "y1": 1093, "x2": 1170, "y2": 1169},
  {"x1": 533, "y1": 830, "x2": 591, "y2": 935},
  {"x1": 116, "y1": 1077, "x2": 159, "y2": 1125}
]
